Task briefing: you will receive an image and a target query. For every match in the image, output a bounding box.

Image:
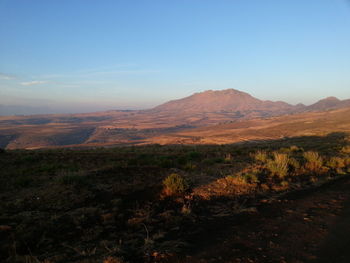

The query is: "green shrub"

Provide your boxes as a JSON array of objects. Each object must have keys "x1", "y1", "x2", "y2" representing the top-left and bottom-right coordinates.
[
  {"x1": 303, "y1": 151, "x2": 323, "y2": 173},
  {"x1": 163, "y1": 173, "x2": 189, "y2": 195},
  {"x1": 266, "y1": 152, "x2": 289, "y2": 178}
]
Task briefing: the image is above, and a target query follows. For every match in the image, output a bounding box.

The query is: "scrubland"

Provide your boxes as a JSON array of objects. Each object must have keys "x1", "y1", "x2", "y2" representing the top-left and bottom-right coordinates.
[{"x1": 1, "y1": 132, "x2": 350, "y2": 262}]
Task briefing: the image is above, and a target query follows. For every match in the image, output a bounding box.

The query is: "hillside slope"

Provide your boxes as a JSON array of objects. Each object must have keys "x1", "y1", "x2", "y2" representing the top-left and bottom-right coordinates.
[
  {"x1": 148, "y1": 107, "x2": 350, "y2": 145},
  {"x1": 152, "y1": 89, "x2": 300, "y2": 114},
  {"x1": 1, "y1": 89, "x2": 350, "y2": 149}
]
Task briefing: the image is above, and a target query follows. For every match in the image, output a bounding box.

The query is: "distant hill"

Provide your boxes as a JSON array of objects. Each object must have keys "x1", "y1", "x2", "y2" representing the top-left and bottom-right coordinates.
[
  {"x1": 306, "y1": 97, "x2": 350, "y2": 112},
  {"x1": 0, "y1": 88, "x2": 350, "y2": 149},
  {"x1": 152, "y1": 89, "x2": 301, "y2": 116},
  {"x1": 154, "y1": 89, "x2": 350, "y2": 114}
]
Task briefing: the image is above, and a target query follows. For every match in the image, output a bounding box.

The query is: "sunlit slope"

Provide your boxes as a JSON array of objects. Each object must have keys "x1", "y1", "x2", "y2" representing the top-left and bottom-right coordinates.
[{"x1": 148, "y1": 107, "x2": 350, "y2": 145}]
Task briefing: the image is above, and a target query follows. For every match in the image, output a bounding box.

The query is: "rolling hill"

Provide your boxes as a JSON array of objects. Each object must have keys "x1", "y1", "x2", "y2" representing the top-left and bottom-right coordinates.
[{"x1": 0, "y1": 89, "x2": 349, "y2": 149}]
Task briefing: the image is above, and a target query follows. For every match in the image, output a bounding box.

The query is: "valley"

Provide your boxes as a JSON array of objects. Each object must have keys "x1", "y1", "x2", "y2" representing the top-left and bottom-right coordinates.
[{"x1": 1, "y1": 89, "x2": 350, "y2": 149}]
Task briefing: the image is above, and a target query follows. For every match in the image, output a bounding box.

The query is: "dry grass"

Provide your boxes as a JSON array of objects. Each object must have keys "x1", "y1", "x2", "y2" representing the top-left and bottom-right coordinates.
[
  {"x1": 266, "y1": 152, "x2": 289, "y2": 178},
  {"x1": 253, "y1": 150, "x2": 268, "y2": 163},
  {"x1": 162, "y1": 173, "x2": 190, "y2": 196},
  {"x1": 303, "y1": 151, "x2": 323, "y2": 173}
]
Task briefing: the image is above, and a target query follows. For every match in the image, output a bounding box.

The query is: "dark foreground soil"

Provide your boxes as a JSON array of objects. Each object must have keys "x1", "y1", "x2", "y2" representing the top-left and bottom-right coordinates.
[
  {"x1": 1, "y1": 134, "x2": 350, "y2": 263},
  {"x1": 171, "y1": 176, "x2": 350, "y2": 263}
]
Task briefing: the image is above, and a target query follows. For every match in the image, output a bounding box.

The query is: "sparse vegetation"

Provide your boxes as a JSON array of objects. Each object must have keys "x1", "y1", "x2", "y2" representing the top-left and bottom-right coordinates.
[
  {"x1": 266, "y1": 152, "x2": 289, "y2": 178},
  {"x1": 253, "y1": 150, "x2": 268, "y2": 163},
  {"x1": 341, "y1": 145, "x2": 350, "y2": 154},
  {"x1": 1, "y1": 133, "x2": 350, "y2": 263},
  {"x1": 303, "y1": 151, "x2": 324, "y2": 173},
  {"x1": 163, "y1": 173, "x2": 190, "y2": 195}
]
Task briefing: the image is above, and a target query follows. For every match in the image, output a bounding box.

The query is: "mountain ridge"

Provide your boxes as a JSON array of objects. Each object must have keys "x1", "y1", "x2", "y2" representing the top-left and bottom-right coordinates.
[{"x1": 1, "y1": 88, "x2": 350, "y2": 149}]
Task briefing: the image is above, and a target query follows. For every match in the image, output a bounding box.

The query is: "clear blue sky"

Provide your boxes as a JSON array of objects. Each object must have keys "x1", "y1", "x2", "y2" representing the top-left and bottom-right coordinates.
[{"x1": 1, "y1": 0, "x2": 350, "y2": 114}]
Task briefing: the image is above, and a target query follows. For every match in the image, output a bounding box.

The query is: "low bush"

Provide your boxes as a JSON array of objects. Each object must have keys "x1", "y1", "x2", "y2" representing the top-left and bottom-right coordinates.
[
  {"x1": 341, "y1": 146, "x2": 350, "y2": 155},
  {"x1": 303, "y1": 151, "x2": 323, "y2": 173},
  {"x1": 288, "y1": 157, "x2": 300, "y2": 171},
  {"x1": 163, "y1": 173, "x2": 190, "y2": 195},
  {"x1": 183, "y1": 162, "x2": 196, "y2": 171},
  {"x1": 253, "y1": 150, "x2": 268, "y2": 163},
  {"x1": 290, "y1": 145, "x2": 302, "y2": 152},
  {"x1": 242, "y1": 172, "x2": 259, "y2": 184},
  {"x1": 327, "y1": 157, "x2": 345, "y2": 169},
  {"x1": 266, "y1": 152, "x2": 289, "y2": 178}
]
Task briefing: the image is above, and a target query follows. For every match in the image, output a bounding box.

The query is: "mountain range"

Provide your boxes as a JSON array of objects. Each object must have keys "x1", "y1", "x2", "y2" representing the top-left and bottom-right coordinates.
[
  {"x1": 0, "y1": 89, "x2": 350, "y2": 149},
  {"x1": 153, "y1": 89, "x2": 350, "y2": 114}
]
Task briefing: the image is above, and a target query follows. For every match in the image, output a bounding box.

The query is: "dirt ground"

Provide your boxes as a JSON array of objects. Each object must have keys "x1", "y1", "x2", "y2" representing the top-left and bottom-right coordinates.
[{"x1": 169, "y1": 176, "x2": 350, "y2": 263}]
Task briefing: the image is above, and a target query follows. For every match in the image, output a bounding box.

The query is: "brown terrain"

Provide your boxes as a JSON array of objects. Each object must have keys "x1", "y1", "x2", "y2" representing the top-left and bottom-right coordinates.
[
  {"x1": 1, "y1": 132, "x2": 350, "y2": 263},
  {"x1": 1, "y1": 89, "x2": 350, "y2": 263},
  {"x1": 0, "y1": 89, "x2": 350, "y2": 149}
]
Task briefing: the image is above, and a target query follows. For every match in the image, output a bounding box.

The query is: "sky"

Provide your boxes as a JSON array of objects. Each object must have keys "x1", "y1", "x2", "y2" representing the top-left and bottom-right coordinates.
[{"x1": 1, "y1": 0, "x2": 350, "y2": 114}]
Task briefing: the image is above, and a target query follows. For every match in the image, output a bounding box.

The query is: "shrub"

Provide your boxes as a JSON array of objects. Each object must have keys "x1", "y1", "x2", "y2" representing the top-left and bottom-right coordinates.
[
  {"x1": 266, "y1": 152, "x2": 289, "y2": 178},
  {"x1": 242, "y1": 172, "x2": 259, "y2": 184},
  {"x1": 163, "y1": 173, "x2": 190, "y2": 195},
  {"x1": 327, "y1": 156, "x2": 346, "y2": 174},
  {"x1": 253, "y1": 150, "x2": 268, "y2": 163},
  {"x1": 225, "y1": 175, "x2": 248, "y2": 185},
  {"x1": 224, "y1": 153, "x2": 233, "y2": 162},
  {"x1": 281, "y1": 181, "x2": 289, "y2": 187},
  {"x1": 288, "y1": 158, "x2": 300, "y2": 171},
  {"x1": 341, "y1": 146, "x2": 350, "y2": 154},
  {"x1": 0, "y1": 148, "x2": 5, "y2": 154},
  {"x1": 290, "y1": 145, "x2": 302, "y2": 152},
  {"x1": 303, "y1": 151, "x2": 323, "y2": 173},
  {"x1": 345, "y1": 157, "x2": 350, "y2": 167},
  {"x1": 183, "y1": 162, "x2": 196, "y2": 171},
  {"x1": 327, "y1": 157, "x2": 345, "y2": 169}
]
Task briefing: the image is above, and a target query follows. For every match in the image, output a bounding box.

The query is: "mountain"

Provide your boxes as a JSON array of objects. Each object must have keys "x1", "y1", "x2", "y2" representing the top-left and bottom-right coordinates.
[
  {"x1": 1, "y1": 88, "x2": 350, "y2": 149},
  {"x1": 307, "y1": 97, "x2": 350, "y2": 111},
  {"x1": 152, "y1": 89, "x2": 300, "y2": 115}
]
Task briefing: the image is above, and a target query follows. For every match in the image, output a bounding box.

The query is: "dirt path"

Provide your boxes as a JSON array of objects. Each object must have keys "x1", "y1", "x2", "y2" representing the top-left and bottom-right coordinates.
[{"x1": 170, "y1": 176, "x2": 350, "y2": 263}]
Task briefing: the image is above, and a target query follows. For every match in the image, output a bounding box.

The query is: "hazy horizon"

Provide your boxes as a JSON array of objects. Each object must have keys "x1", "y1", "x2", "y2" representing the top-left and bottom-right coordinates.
[{"x1": 1, "y1": 0, "x2": 350, "y2": 115}]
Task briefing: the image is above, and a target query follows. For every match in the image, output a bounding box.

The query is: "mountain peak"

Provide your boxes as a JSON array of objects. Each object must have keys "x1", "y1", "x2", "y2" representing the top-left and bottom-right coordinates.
[
  {"x1": 307, "y1": 96, "x2": 347, "y2": 111},
  {"x1": 322, "y1": 96, "x2": 340, "y2": 101},
  {"x1": 152, "y1": 88, "x2": 296, "y2": 115}
]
